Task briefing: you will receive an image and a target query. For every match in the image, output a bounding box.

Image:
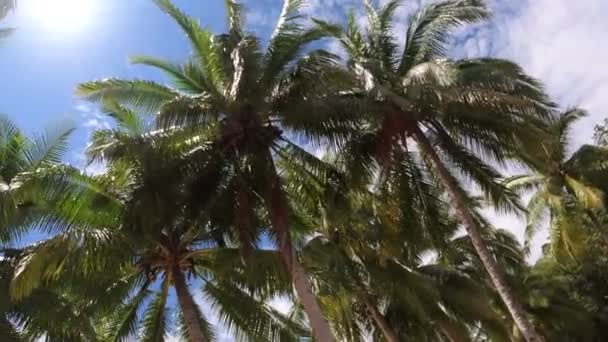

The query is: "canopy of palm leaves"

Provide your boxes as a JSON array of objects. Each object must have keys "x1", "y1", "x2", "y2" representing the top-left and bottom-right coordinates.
[
  {"x1": 0, "y1": 116, "x2": 73, "y2": 242},
  {"x1": 506, "y1": 109, "x2": 608, "y2": 260},
  {"x1": 76, "y1": 0, "x2": 357, "y2": 339},
  {"x1": 313, "y1": 0, "x2": 553, "y2": 209},
  {"x1": 312, "y1": 1, "x2": 554, "y2": 340},
  {"x1": 280, "y1": 147, "x2": 512, "y2": 341},
  {"x1": 0, "y1": 248, "x2": 102, "y2": 342},
  {"x1": 0, "y1": 0, "x2": 607, "y2": 341},
  {"x1": 10, "y1": 103, "x2": 310, "y2": 342}
]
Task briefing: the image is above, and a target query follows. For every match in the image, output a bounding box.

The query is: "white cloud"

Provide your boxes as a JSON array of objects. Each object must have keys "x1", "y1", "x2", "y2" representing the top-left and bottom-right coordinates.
[
  {"x1": 77, "y1": 102, "x2": 111, "y2": 132},
  {"x1": 70, "y1": 101, "x2": 111, "y2": 174},
  {"x1": 458, "y1": 0, "x2": 608, "y2": 147},
  {"x1": 84, "y1": 160, "x2": 108, "y2": 175},
  {"x1": 453, "y1": 0, "x2": 608, "y2": 259},
  {"x1": 246, "y1": 0, "x2": 282, "y2": 31},
  {"x1": 305, "y1": 0, "x2": 608, "y2": 145},
  {"x1": 302, "y1": 0, "x2": 608, "y2": 261}
]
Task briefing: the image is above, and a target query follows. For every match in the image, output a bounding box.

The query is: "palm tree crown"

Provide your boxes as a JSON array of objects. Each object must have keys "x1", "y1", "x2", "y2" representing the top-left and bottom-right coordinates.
[
  {"x1": 507, "y1": 109, "x2": 608, "y2": 260},
  {"x1": 313, "y1": 1, "x2": 554, "y2": 340},
  {"x1": 76, "y1": 0, "x2": 357, "y2": 339},
  {"x1": 11, "y1": 103, "x2": 308, "y2": 341}
]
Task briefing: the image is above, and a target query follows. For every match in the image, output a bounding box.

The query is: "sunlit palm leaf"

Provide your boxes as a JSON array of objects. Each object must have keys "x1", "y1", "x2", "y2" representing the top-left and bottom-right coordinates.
[
  {"x1": 153, "y1": 0, "x2": 227, "y2": 96},
  {"x1": 398, "y1": 0, "x2": 490, "y2": 74},
  {"x1": 140, "y1": 278, "x2": 169, "y2": 342},
  {"x1": 77, "y1": 79, "x2": 179, "y2": 114}
]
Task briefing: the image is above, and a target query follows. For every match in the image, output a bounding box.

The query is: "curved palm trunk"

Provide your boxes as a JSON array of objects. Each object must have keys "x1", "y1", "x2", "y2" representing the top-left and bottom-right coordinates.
[
  {"x1": 173, "y1": 266, "x2": 210, "y2": 342},
  {"x1": 364, "y1": 299, "x2": 400, "y2": 342},
  {"x1": 264, "y1": 155, "x2": 336, "y2": 342},
  {"x1": 412, "y1": 129, "x2": 544, "y2": 342}
]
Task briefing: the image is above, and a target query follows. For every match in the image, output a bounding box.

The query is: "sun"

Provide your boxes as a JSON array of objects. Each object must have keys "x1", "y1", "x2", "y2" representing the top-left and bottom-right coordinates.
[{"x1": 26, "y1": 0, "x2": 98, "y2": 34}]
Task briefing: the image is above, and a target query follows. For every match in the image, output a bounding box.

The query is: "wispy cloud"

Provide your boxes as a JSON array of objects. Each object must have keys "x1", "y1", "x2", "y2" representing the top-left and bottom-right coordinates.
[
  {"x1": 456, "y1": 0, "x2": 608, "y2": 146},
  {"x1": 455, "y1": 0, "x2": 608, "y2": 258},
  {"x1": 302, "y1": 0, "x2": 608, "y2": 259},
  {"x1": 69, "y1": 101, "x2": 111, "y2": 174}
]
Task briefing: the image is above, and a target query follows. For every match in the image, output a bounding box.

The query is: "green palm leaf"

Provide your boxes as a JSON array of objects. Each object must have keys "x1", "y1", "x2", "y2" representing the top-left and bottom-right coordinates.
[
  {"x1": 140, "y1": 277, "x2": 170, "y2": 342},
  {"x1": 398, "y1": 0, "x2": 490, "y2": 74},
  {"x1": 130, "y1": 55, "x2": 208, "y2": 94},
  {"x1": 77, "y1": 79, "x2": 179, "y2": 114},
  {"x1": 103, "y1": 285, "x2": 152, "y2": 342},
  {"x1": 24, "y1": 125, "x2": 74, "y2": 171},
  {"x1": 205, "y1": 281, "x2": 306, "y2": 342},
  {"x1": 564, "y1": 175, "x2": 604, "y2": 209},
  {"x1": 153, "y1": 0, "x2": 227, "y2": 96}
]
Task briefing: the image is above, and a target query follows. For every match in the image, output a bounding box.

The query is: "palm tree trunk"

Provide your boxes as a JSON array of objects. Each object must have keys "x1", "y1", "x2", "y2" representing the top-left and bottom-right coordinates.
[
  {"x1": 412, "y1": 129, "x2": 544, "y2": 342},
  {"x1": 364, "y1": 299, "x2": 400, "y2": 342},
  {"x1": 263, "y1": 155, "x2": 336, "y2": 342},
  {"x1": 173, "y1": 266, "x2": 209, "y2": 342}
]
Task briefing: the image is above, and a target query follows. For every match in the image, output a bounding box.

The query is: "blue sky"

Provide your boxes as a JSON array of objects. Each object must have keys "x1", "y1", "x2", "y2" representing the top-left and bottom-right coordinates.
[
  {"x1": 1, "y1": 0, "x2": 228, "y2": 165},
  {"x1": 2, "y1": 0, "x2": 608, "y2": 339},
  {"x1": 0, "y1": 2, "x2": 292, "y2": 339},
  {"x1": 3, "y1": 0, "x2": 606, "y2": 169}
]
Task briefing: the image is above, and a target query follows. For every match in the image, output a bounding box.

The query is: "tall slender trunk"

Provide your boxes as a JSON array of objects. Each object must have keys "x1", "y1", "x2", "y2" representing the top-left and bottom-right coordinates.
[
  {"x1": 412, "y1": 129, "x2": 544, "y2": 342},
  {"x1": 173, "y1": 266, "x2": 209, "y2": 342},
  {"x1": 364, "y1": 299, "x2": 400, "y2": 342},
  {"x1": 263, "y1": 154, "x2": 336, "y2": 342}
]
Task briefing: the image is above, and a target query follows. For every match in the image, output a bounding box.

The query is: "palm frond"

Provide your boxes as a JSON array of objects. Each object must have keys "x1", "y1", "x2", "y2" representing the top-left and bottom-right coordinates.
[
  {"x1": 130, "y1": 55, "x2": 209, "y2": 94},
  {"x1": 175, "y1": 300, "x2": 216, "y2": 342},
  {"x1": 399, "y1": 0, "x2": 490, "y2": 75},
  {"x1": 402, "y1": 60, "x2": 459, "y2": 88},
  {"x1": 564, "y1": 175, "x2": 604, "y2": 209},
  {"x1": 205, "y1": 281, "x2": 306, "y2": 342},
  {"x1": 504, "y1": 174, "x2": 545, "y2": 195},
  {"x1": 524, "y1": 189, "x2": 548, "y2": 250},
  {"x1": 191, "y1": 248, "x2": 290, "y2": 299},
  {"x1": 77, "y1": 79, "x2": 178, "y2": 114},
  {"x1": 10, "y1": 236, "x2": 72, "y2": 301},
  {"x1": 156, "y1": 93, "x2": 222, "y2": 129},
  {"x1": 102, "y1": 100, "x2": 147, "y2": 136},
  {"x1": 555, "y1": 108, "x2": 587, "y2": 161},
  {"x1": 0, "y1": 318, "x2": 20, "y2": 342},
  {"x1": 23, "y1": 125, "x2": 73, "y2": 171},
  {"x1": 0, "y1": 115, "x2": 27, "y2": 179},
  {"x1": 140, "y1": 277, "x2": 170, "y2": 342},
  {"x1": 153, "y1": 0, "x2": 228, "y2": 96},
  {"x1": 261, "y1": 0, "x2": 328, "y2": 90},
  {"x1": 102, "y1": 285, "x2": 152, "y2": 342},
  {"x1": 455, "y1": 58, "x2": 555, "y2": 109},
  {"x1": 428, "y1": 126, "x2": 523, "y2": 213},
  {"x1": 364, "y1": 0, "x2": 401, "y2": 73}
]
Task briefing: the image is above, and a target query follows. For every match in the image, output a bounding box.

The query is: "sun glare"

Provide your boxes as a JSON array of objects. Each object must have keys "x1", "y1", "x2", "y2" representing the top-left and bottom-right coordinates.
[{"x1": 27, "y1": 0, "x2": 97, "y2": 34}]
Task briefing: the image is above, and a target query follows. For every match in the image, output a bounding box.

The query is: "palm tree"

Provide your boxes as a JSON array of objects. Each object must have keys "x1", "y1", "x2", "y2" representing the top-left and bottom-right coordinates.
[
  {"x1": 506, "y1": 109, "x2": 608, "y2": 260},
  {"x1": 313, "y1": 1, "x2": 554, "y2": 340},
  {"x1": 0, "y1": 115, "x2": 73, "y2": 242},
  {"x1": 0, "y1": 248, "x2": 102, "y2": 342},
  {"x1": 524, "y1": 254, "x2": 598, "y2": 341},
  {"x1": 76, "y1": 1, "x2": 353, "y2": 339},
  {"x1": 302, "y1": 229, "x2": 514, "y2": 341},
  {"x1": 11, "y1": 105, "x2": 308, "y2": 341},
  {"x1": 281, "y1": 149, "x2": 510, "y2": 341}
]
